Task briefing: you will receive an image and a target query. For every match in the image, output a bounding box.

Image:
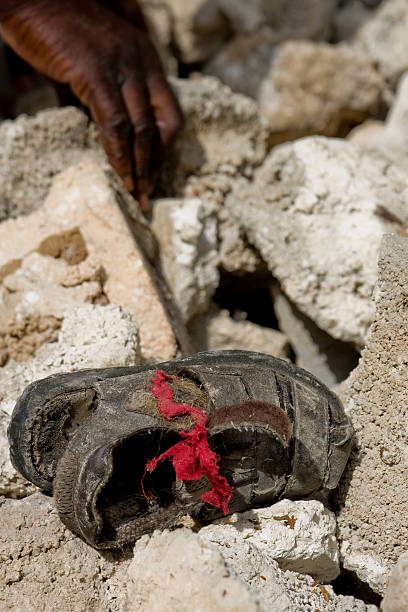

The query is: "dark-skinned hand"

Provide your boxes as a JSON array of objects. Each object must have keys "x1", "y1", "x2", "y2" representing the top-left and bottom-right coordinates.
[{"x1": 0, "y1": 0, "x2": 183, "y2": 210}]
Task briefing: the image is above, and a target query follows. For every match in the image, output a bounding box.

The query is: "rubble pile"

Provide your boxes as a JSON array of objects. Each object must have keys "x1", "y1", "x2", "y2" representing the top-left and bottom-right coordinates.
[{"x1": 1, "y1": 0, "x2": 408, "y2": 610}]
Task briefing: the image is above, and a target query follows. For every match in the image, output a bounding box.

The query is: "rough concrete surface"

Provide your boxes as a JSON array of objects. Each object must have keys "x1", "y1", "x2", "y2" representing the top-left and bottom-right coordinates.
[
  {"x1": 271, "y1": 284, "x2": 359, "y2": 387},
  {"x1": 128, "y1": 528, "x2": 376, "y2": 612},
  {"x1": 206, "y1": 40, "x2": 383, "y2": 138},
  {"x1": 0, "y1": 493, "x2": 130, "y2": 612},
  {"x1": 161, "y1": 0, "x2": 228, "y2": 64},
  {"x1": 348, "y1": 71, "x2": 408, "y2": 173},
  {"x1": 200, "y1": 499, "x2": 340, "y2": 583},
  {"x1": 151, "y1": 197, "x2": 219, "y2": 323},
  {"x1": 355, "y1": 0, "x2": 408, "y2": 87},
  {"x1": 128, "y1": 528, "x2": 261, "y2": 612},
  {"x1": 162, "y1": 75, "x2": 268, "y2": 190},
  {"x1": 0, "y1": 107, "x2": 99, "y2": 221},
  {"x1": 192, "y1": 307, "x2": 290, "y2": 360},
  {"x1": 381, "y1": 552, "x2": 408, "y2": 612},
  {"x1": 218, "y1": 0, "x2": 336, "y2": 40},
  {"x1": 336, "y1": 234, "x2": 408, "y2": 594},
  {"x1": 227, "y1": 136, "x2": 408, "y2": 347},
  {"x1": 0, "y1": 159, "x2": 178, "y2": 362}
]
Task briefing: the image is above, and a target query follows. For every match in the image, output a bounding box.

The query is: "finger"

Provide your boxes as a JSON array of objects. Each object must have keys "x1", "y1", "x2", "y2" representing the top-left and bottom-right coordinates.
[
  {"x1": 142, "y1": 48, "x2": 184, "y2": 158},
  {"x1": 148, "y1": 72, "x2": 184, "y2": 151},
  {"x1": 88, "y1": 79, "x2": 134, "y2": 191},
  {"x1": 121, "y1": 73, "x2": 157, "y2": 203},
  {"x1": 98, "y1": 0, "x2": 149, "y2": 32}
]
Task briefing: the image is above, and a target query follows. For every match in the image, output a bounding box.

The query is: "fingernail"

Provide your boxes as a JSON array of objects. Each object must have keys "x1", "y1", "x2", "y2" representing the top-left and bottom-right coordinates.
[{"x1": 123, "y1": 174, "x2": 134, "y2": 192}]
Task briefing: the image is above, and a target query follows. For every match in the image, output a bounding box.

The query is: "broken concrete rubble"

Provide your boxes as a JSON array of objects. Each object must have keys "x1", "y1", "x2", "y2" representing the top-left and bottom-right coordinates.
[
  {"x1": 127, "y1": 528, "x2": 377, "y2": 612},
  {"x1": 271, "y1": 285, "x2": 359, "y2": 387},
  {"x1": 191, "y1": 307, "x2": 290, "y2": 360},
  {"x1": 0, "y1": 493, "x2": 130, "y2": 612},
  {"x1": 216, "y1": 0, "x2": 336, "y2": 40},
  {"x1": 348, "y1": 71, "x2": 408, "y2": 172},
  {"x1": 381, "y1": 552, "x2": 408, "y2": 612},
  {"x1": 354, "y1": 0, "x2": 408, "y2": 88},
  {"x1": 2, "y1": 6, "x2": 407, "y2": 605},
  {"x1": 0, "y1": 159, "x2": 179, "y2": 363},
  {"x1": 160, "y1": 0, "x2": 228, "y2": 64},
  {"x1": 151, "y1": 197, "x2": 219, "y2": 323},
  {"x1": 227, "y1": 136, "x2": 408, "y2": 348},
  {"x1": 163, "y1": 75, "x2": 268, "y2": 188},
  {"x1": 128, "y1": 528, "x2": 260, "y2": 612},
  {"x1": 336, "y1": 234, "x2": 408, "y2": 595},
  {"x1": 205, "y1": 39, "x2": 383, "y2": 139},
  {"x1": 199, "y1": 499, "x2": 340, "y2": 583},
  {"x1": 0, "y1": 107, "x2": 99, "y2": 221}
]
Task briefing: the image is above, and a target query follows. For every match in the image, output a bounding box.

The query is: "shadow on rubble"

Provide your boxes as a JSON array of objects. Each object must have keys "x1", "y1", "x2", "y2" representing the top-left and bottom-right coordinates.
[{"x1": 212, "y1": 269, "x2": 360, "y2": 385}]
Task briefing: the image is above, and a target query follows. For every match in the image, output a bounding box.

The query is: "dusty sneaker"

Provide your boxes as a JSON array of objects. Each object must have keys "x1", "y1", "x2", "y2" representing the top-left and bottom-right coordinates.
[{"x1": 8, "y1": 350, "x2": 353, "y2": 549}]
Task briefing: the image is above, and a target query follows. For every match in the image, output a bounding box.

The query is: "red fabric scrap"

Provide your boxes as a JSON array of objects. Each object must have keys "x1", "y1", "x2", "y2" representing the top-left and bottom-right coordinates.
[{"x1": 141, "y1": 369, "x2": 232, "y2": 514}]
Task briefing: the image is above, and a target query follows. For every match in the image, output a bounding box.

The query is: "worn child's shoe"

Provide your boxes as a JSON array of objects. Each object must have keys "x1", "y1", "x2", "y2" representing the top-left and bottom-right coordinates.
[{"x1": 8, "y1": 350, "x2": 353, "y2": 549}]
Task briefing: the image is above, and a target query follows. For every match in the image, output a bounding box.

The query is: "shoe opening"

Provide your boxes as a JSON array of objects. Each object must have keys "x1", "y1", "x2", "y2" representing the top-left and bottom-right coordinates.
[{"x1": 98, "y1": 429, "x2": 181, "y2": 544}]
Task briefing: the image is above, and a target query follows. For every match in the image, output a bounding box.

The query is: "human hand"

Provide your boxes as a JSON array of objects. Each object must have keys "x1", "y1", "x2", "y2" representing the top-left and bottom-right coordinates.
[{"x1": 0, "y1": 0, "x2": 183, "y2": 210}]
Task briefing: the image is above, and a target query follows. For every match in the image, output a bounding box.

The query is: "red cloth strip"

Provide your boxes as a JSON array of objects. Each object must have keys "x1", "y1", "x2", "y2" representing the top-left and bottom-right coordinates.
[{"x1": 141, "y1": 369, "x2": 232, "y2": 514}]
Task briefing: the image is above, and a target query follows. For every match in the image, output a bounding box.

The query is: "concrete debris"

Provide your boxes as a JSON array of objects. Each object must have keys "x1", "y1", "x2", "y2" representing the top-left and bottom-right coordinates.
[
  {"x1": 348, "y1": 71, "x2": 408, "y2": 172},
  {"x1": 336, "y1": 234, "x2": 408, "y2": 594},
  {"x1": 0, "y1": 107, "x2": 156, "y2": 260},
  {"x1": 163, "y1": 75, "x2": 268, "y2": 189},
  {"x1": 381, "y1": 552, "x2": 408, "y2": 612},
  {"x1": 128, "y1": 528, "x2": 261, "y2": 611},
  {"x1": 354, "y1": 0, "x2": 408, "y2": 87},
  {"x1": 227, "y1": 136, "x2": 408, "y2": 347},
  {"x1": 271, "y1": 284, "x2": 359, "y2": 387},
  {"x1": 205, "y1": 40, "x2": 383, "y2": 139},
  {"x1": 151, "y1": 198, "x2": 219, "y2": 323},
  {"x1": 217, "y1": 0, "x2": 336, "y2": 40},
  {"x1": 192, "y1": 307, "x2": 290, "y2": 360},
  {"x1": 161, "y1": 0, "x2": 228, "y2": 64},
  {"x1": 0, "y1": 159, "x2": 179, "y2": 363},
  {"x1": 200, "y1": 499, "x2": 340, "y2": 583},
  {"x1": 2, "y1": 3, "x2": 408, "y2": 606},
  {"x1": 0, "y1": 493, "x2": 130, "y2": 612},
  {"x1": 128, "y1": 528, "x2": 376, "y2": 612}
]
